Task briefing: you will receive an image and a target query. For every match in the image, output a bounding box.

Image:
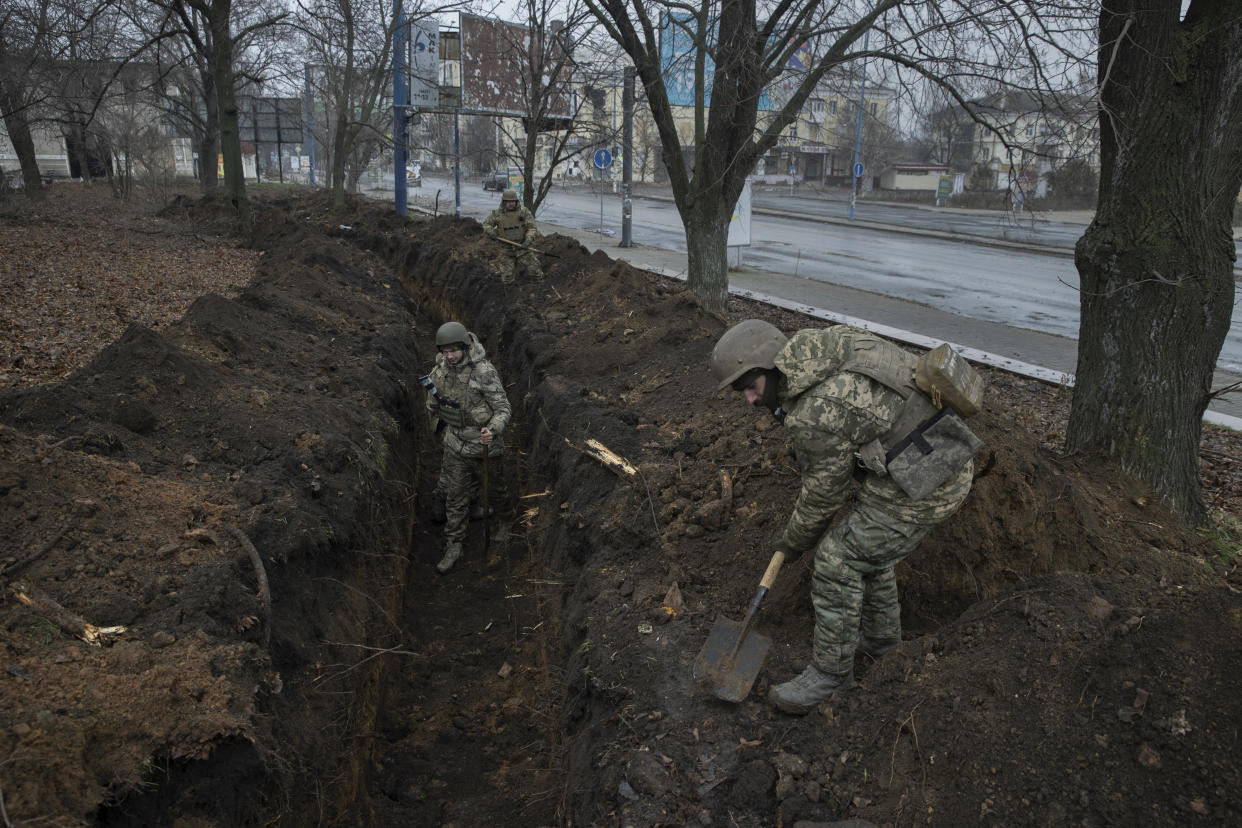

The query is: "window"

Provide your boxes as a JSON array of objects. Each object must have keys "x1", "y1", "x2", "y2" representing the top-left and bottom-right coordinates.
[
  {"x1": 829, "y1": 100, "x2": 837, "y2": 116},
  {"x1": 869, "y1": 102, "x2": 878, "y2": 117}
]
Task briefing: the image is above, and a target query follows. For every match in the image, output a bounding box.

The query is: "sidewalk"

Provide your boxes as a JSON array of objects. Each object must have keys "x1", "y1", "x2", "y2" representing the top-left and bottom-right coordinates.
[{"x1": 542, "y1": 220, "x2": 1242, "y2": 429}]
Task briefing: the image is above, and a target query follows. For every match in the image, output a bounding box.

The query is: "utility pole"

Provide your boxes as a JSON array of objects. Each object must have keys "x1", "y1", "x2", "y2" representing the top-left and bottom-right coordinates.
[
  {"x1": 848, "y1": 28, "x2": 870, "y2": 222},
  {"x1": 620, "y1": 66, "x2": 634, "y2": 247},
  {"x1": 304, "y1": 63, "x2": 316, "y2": 186},
  {"x1": 392, "y1": 0, "x2": 409, "y2": 215}
]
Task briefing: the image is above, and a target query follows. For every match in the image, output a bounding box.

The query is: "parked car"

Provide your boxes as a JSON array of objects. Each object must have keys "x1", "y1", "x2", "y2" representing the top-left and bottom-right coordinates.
[{"x1": 482, "y1": 170, "x2": 508, "y2": 191}]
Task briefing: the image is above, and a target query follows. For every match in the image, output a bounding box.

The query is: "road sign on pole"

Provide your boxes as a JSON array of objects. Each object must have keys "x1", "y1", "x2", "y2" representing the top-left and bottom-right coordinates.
[
  {"x1": 593, "y1": 148, "x2": 613, "y2": 169},
  {"x1": 853, "y1": 161, "x2": 864, "y2": 178}
]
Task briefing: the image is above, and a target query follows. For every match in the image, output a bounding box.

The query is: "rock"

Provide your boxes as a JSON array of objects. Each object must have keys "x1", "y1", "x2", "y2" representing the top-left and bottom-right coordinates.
[
  {"x1": 695, "y1": 499, "x2": 725, "y2": 531},
  {"x1": 625, "y1": 750, "x2": 670, "y2": 797},
  {"x1": 150, "y1": 631, "x2": 176, "y2": 648}
]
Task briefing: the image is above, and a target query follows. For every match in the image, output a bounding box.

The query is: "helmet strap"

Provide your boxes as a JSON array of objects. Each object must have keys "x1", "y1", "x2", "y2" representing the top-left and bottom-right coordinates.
[{"x1": 760, "y1": 369, "x2": 783, "y2": 417}]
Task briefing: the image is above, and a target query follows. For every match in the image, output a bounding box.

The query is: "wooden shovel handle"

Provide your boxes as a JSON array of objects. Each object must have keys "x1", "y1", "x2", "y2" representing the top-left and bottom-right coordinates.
[{"x1": 759, "y1": 550, "x2": 786, "y2": 590}]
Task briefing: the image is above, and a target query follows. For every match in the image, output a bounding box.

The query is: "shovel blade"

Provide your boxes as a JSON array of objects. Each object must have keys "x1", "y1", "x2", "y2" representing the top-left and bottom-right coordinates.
[{"x1": 693, "y1": 614, "x2": 772, "y2": 702}]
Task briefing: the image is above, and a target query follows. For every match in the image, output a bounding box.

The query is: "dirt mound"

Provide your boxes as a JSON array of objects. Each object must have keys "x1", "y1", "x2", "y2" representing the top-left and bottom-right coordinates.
[{"x1": 1, "y1": 185, "x2": 1239, "y2": 826}]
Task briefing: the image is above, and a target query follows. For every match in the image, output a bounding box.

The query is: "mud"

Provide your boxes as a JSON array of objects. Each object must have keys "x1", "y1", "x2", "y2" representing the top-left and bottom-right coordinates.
[{"x1": 1, "y1": 187, "x2": 1239, "y2": 827}]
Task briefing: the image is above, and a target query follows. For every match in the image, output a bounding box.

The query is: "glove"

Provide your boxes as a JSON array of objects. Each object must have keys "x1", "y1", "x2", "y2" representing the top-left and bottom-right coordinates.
[{"x1": 773, "y1": 532, "x2": 807, "y2": 564}]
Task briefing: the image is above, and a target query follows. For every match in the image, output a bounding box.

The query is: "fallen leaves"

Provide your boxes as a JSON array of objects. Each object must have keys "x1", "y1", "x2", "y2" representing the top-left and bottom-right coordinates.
[{"x1": 0, "y1": 185, "x2": 258, "y2": 389}]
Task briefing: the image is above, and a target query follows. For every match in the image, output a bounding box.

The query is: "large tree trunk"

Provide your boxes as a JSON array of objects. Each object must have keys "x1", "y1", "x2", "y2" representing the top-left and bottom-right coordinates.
[
  {"x1": 1068, "y1": 0, "x2": 1242, "y2": 525},
  {"x1": 667, "y1": 0, "x2": 761, "y2": 313},
  {"x1": 0, "y1": 79, "x2": 46, "y2": 199},
  {"x1": 199, "y1": 66, "x2": 219, "y2": 194},
  {"x1": 331, "y1": 108, "x2": 349, "y2": 208},
  {"x1": 682, "y1": 197, "x2": 735, "y2": 312},
  {"x1": 210, "y1": 0, "x2": 249, "y2": 223}
]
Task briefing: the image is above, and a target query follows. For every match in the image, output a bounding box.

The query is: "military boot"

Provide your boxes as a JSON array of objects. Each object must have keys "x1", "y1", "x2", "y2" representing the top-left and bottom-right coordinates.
[
  {"x1": 767, "y1": 665, "x2": 853, "y2": 715},
  {"x1": 436, "y1": 541, "x2": 463, "y2": 574},
  {"x1": 857, "y1": 635, "x2": 901, "y2": 659}
]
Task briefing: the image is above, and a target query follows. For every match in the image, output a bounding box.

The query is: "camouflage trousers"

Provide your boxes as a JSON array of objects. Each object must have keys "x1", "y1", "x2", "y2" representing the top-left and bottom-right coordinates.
[
  {"x1": 440, "y1": 447, "x2": 508, "y2": 544},
  {"x1": 499, "y1": 248, "x2": 543, "y2": 283},
  {"x1": 809, "y1": 503, "x2": 933, "y2": 677}
]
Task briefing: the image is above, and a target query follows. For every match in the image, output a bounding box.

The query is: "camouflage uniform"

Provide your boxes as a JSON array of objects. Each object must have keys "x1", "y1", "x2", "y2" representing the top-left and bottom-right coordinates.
[
  {"x1": 426, "y1": 332, "x2": 512, "y2": 546},
  {"x1": 773, "y1": 326, "x2": 973, "y2": 678},
  {"x1": 483, "y1": 201, "x2": 542, "y2": 283}
]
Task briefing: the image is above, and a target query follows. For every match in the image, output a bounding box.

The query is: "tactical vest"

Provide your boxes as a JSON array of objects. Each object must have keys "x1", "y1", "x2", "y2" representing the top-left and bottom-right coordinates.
[
  {"x1": 435, "y1": 400, "x2": 471, "y2": 428},
  {"x1": 840, "y1": 333, "x2": 983, "y2": 499},
  {"x1": 496, "y1": 210, "x2": 525, "y2": 242}
]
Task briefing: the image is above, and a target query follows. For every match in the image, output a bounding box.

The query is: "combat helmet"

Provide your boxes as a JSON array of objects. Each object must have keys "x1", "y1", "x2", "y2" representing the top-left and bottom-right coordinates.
[
  {"x1": 710, "y1": 319, "x2": 788, "y2": 391},
  {"x1": 435, "y1": 321, "x2": 469, "y2": 350},
  {"x1": 501, "y1": 188, "x2": 518, "y2": 202}
]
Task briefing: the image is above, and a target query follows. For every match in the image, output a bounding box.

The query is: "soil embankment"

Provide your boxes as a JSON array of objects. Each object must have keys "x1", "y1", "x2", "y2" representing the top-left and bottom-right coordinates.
[{"x1": 1, "y1": 186, "x2": 1239, "y2": 826}]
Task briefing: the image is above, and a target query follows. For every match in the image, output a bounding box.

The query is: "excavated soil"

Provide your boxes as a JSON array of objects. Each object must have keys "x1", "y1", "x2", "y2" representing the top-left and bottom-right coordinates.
[{"x1": 1, "y1": 184, "x2": 1240, "y2": 827}]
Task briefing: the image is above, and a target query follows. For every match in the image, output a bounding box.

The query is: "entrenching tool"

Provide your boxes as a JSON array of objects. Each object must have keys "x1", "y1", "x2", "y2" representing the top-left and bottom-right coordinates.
[
  {"x1": 495, "y1": 236, "x2": 560, "y2": 258},
  {"x1": 694, "y1": 550, "x2": 786, "y2": 702}
]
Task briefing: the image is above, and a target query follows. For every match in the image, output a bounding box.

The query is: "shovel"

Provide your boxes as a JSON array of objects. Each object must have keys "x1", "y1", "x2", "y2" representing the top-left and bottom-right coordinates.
[{"x1": 694, "y1": 550, "x2": 786, "y2": 702}]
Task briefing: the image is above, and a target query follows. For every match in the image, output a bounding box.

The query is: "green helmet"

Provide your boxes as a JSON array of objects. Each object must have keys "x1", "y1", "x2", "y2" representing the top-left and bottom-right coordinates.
[
  {"x1": 501, "y1": 189, "x2": 518, "y2": 202},
  {"x1": 435, "y1": 321, "x2": 469, "y2": 349},
  {"x1": 710, "y1": 319, "x2": 787, "y2": 391}
]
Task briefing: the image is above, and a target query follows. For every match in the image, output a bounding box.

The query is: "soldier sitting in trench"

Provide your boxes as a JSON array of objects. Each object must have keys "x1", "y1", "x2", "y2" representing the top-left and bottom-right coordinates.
[{"x1": 424, "y1": 320, "x2": 513, "y2": 573}]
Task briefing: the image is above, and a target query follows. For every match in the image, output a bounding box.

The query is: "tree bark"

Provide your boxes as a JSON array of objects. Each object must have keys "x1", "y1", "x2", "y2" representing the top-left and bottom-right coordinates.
[
  {"x1": 1068, "y1": 0, "x2": 1242, "y2": 525},
  {"x1": 209, "y1": 0, "x2": 249, "y2": 223},
  {"x1": 0, "y1": 78, "x2": 46, "y2": 198},
  {"x1": 198, "y1": 65, "x2": 219, "y2": 194}
]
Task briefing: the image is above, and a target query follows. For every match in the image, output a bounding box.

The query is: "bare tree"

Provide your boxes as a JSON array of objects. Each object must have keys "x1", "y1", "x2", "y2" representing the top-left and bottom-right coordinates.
[
  {"x1": 147, "y1": 0, "x2": 287, "y2": 220},
  {"x1": 298, "y1": 0, "x2": 461, "y2": 207},
  {"x1": 0, "y1": 0, "x2": 130, "y2": 198},
  {"x1": 460, "y1": 3, "x2": 603, "y2": 215},
  {"x1": 584, "y1": 0, "x2": 1091, "y2": 312},
  {"x1": 1067, "y1": 0, "x2": 1242, "y2": 524}
]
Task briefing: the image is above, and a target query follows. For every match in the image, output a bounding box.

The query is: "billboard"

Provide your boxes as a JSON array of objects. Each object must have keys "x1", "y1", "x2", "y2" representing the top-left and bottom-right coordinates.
[
  {"x1": 238, "y1": 98, "x2": 303, "y2": 143},
  {"x1": 408, "y1": 19, "x2": 439, "y2": 108},
  {"x1": 459, "y1": 13, "x2": 572, "y2": 117},
  {"x1": 659, "y1": 13, "x2": 809, "y2": 112}
]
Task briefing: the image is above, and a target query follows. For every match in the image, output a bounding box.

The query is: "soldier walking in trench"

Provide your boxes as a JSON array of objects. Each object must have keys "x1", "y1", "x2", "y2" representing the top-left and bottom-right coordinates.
[
  {"x1": 482, "y1": 189, "x2": 543, "y2": 283},
  {"x1": 711, "y1": 320, "x2": 978, "y2": 714},
  {"x1": 424, "y1": 321, "x2": 512, "y2": 573}
]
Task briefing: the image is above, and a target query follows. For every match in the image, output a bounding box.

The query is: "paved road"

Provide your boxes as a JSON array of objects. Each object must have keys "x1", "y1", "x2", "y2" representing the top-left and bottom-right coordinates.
[{"x1": 404, "y1": 175, "x2": 1242, "y2": 426}]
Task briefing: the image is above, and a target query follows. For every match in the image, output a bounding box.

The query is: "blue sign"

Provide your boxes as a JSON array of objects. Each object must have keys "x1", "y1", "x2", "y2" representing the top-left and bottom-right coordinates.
[
  {"x1": 593, "y1": 148, "x2": 613, "y2": 169},
  {"x1": 853, "y1": 162, "x2": 865, "y2": 178}
]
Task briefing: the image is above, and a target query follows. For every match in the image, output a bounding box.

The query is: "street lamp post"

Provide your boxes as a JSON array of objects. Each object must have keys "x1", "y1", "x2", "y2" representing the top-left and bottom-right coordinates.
[{"x1": 848, "y1": 28, "x2": 870, "y2": 222}]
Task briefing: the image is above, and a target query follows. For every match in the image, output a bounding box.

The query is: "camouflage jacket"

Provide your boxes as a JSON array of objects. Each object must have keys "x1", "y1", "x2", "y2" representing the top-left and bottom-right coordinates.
[
  {"x1": 425, "y1": 333, "x2": 512, "y2": 458},
  {"x1": 772, "y1": 326, "x2": 973, "y2": 555},
  {"x1": 483, "y1": 205, "x2": 538, "y2": 244}
]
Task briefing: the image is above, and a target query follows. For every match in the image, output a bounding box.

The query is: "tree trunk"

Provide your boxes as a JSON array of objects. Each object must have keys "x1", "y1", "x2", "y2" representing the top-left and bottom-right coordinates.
[
  {"x1": 331, "y1": 109, "x2": 349, "y2": 208},
  {"x1": 1067, "y1": 0, "x2": 1242, "y2": 525},
  {"x1": 683, "y1": 201, "x2": 734, "y2": 312},
  {"x1": 210, "y1": 0, "x2": 249, "y2": 223},
  {"x1": 0, "y1": 79, "x2": 46, "y2": 199},
  {"x1": 199, "y1": 66, "x2": 219, "y2": 194}
]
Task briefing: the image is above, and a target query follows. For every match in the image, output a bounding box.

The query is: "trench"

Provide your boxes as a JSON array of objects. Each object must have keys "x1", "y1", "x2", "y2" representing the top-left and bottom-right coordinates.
[
  {"x1": 352, "y1": 221, "x2": 622, "y2": 824},
  {"x1": 82, "y1": 209, "x2": 622, "y2": 826}
]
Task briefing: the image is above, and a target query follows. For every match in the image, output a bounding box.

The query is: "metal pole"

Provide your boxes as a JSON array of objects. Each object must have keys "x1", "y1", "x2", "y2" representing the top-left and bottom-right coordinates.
[
  {"x1": 304, "y1": 63, "x2": 316, "y2": 186},
  {"x1": 275, "y1": 101, "x2": 285, "y2": 184},
  {"x1": 620, "y1": 66, "x2": 634, "y2": 247},
  {"x1": 454, "y1": 108, "x2": 461, "y2": 217},
  {"x1": 848, "y1": 28, "x2": 871, "y2": 222},
  {"x1": 392, "y1": 0, "x2": 408, "y2": 215},
  {"x1": 252, "y1": 98, "x2": 261, "y2": 183}
]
